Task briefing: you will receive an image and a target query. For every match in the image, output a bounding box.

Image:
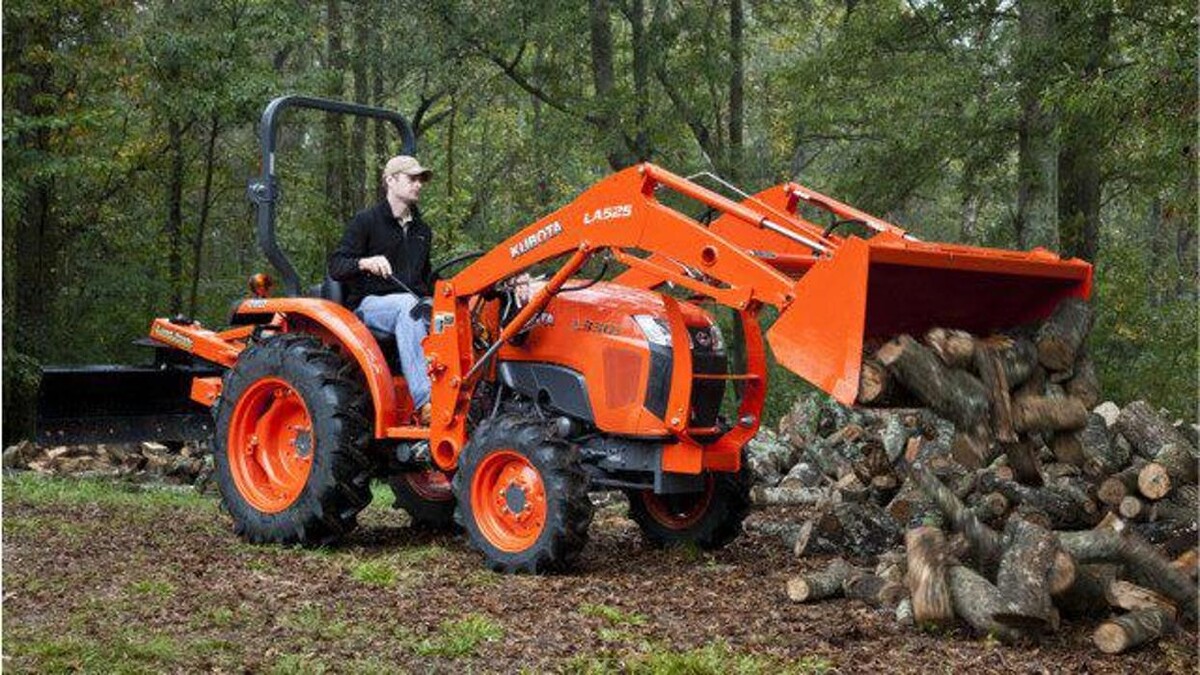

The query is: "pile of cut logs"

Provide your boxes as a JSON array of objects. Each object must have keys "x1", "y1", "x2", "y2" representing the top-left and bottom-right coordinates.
[{"x1": 747, "y1": 298, "x2": 1199, "y2": 653}]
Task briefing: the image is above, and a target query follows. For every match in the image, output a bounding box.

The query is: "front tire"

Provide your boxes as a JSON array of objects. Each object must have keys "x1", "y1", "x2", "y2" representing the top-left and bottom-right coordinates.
[
  {"x1": 213, "y1": 334, "x2": 372, "y2": 546},
  {"x1": 626, "y1": 464, "x2": 751, "y2": 550},
  {"x1": 452, "y1": 415, "x2": 593, "y2": 573}
]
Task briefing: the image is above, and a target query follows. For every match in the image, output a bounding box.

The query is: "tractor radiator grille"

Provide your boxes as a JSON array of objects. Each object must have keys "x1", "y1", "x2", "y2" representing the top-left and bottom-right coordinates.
[{"x1": 688, "y1": 327, "x2": 726, "y2": 429}]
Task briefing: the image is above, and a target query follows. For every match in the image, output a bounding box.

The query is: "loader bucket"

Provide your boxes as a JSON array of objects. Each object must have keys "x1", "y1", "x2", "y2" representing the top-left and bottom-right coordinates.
[{"x1": 766, "y1": 236, "x2": 1092, "y2": 405}]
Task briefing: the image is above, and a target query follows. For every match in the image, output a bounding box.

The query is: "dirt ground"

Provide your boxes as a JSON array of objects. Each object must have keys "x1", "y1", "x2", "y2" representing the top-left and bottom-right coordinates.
[{"x1": 2, "y1": 473, "x2": 1196, "y2": 674}]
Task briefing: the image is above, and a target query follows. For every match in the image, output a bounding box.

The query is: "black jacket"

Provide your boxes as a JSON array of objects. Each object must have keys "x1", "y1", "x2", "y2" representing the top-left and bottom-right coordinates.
[{"x1": 328, "y1": 200, "x2": 436, "y2": 310}]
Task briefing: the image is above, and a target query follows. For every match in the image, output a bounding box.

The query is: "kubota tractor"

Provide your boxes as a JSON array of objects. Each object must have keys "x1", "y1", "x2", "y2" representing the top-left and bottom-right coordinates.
[{"x1": 40, "y1": 96, "x2": 1092, "y2": 573}]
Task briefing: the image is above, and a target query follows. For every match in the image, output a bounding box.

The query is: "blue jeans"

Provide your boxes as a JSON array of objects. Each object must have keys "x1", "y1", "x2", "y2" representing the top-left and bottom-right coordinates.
[{"x1": 357, "y1": 294, "x2": 431, "y2": 408}]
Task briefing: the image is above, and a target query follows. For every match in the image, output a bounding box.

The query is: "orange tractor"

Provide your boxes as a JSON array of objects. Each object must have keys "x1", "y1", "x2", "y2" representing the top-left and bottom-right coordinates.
[{"x1": 53, "y1": 97, "x2": 1093, "y2": 572}]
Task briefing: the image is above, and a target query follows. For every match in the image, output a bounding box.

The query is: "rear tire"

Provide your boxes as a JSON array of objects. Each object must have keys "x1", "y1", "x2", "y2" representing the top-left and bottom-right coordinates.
[
  {"x1": 452, "y1": 415, "x2": 593, "y2": 573},
  {"x1": 387, "y1": 469, "x2": 458, "y2": 530},
  {"x1": 626, "y1": 463, "x2": 750, "y2": 550},
  {"x1": 213, "y1": 334, "x2": 372, "y2": 546}
]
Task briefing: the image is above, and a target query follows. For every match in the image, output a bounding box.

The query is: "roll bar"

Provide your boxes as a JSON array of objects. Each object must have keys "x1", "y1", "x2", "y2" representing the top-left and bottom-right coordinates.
[{"x1": 246, "y1": 95, "x2": 417, "y2": 296}]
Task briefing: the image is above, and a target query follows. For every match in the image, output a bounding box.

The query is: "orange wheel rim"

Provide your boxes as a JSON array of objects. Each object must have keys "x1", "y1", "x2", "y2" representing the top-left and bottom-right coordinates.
[
  {"x1": 642, "y1": 476, "x2": 715, "y2": 530},
  {"x1": 470, "y1": 450, "x2": 547, "y2": 552},
  {"x1": 405, "y1": 470, "x2": 454, "y2": 502},
  {"x1": 227, "y1": 377, "x2": 314, "y2": 513}
]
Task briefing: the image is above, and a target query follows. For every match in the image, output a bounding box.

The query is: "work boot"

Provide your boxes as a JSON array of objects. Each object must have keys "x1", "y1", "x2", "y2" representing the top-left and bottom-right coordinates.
[{"x1": 417, "y1": 403, "x2": 432, "y2": 426}]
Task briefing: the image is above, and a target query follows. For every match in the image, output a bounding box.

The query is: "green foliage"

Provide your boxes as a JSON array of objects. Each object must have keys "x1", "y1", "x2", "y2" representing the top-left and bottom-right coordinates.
[{"x1": 2, "y1": 0, "x2": 1194, "y2": 419}]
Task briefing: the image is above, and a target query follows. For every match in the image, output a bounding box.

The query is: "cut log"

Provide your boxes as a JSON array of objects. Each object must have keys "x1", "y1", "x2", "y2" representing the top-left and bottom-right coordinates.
[
  {"x1": 1048, "y1": 431, "x2": 1086, "y2": 466},
  {"x1": 951, "y1": 424, "x2": 993, "y2": 470},
  {"x1": 1012, "y1": 395, "x2": 1088, "y2": 433},
  {"x1": 1093, "y1": 608, "x2": 1175, "y2": 655},
  {"x1": 843, "y1": 571, "x2": 906, "y2": 607},
  {"x1": 876, "y1": 335, "x2": 989, "y2": 429},
  {"x1": 1097, "y1": 458, "x2": 1148, "y2": 507},
  {"x1": 1057, "y1": 519, "x2": 1198, "y2": 621},
  {"x1": 905, "y1": 526, "x2": 954, "y2": 626},
  {"x1": 1116, "y1": 400, "x2": 1198, "y2": 461},
  {"x1": 994, "y1": 517, "x2": 1058, "y2": 631},
  {"x1": 1148, "y1": 499, "x2": 1195, "y2": 524},
  {"x1": 946, "y1": 565, "x2": 1026, "y2": 644},
  {"x1": 924, "y1": 327, "x2": 976, "y2": 369},
  {"x1": 1056, "y1": 564, "x2": 1120, "y2": 618},
  {"x1": 1064, "y1": 356, "x2": 1101, "y2": 409},
  {"x1": 1002, "y1": 439, "x2": 1044, "y2": 486},
  {"x1": 1118, "y1": 495, "x2": 1147, "y2": 521},
  {"x1": 981, "y1": 474, "x2": 1096, "y2": 529},
  {"x1": 1035, "y1": 297, "x2": 1093, "y2": 371},
  {"x1": 856, "y1": 358, "x2": 892, "y2": 406},
  {"x1": 909, "y1": 464, "x2": 1002, "y2": 573},
  {"x1": 1137, "y1": 443, "x2": 1199, "y2": 500},
  {"x1": 745, "y1": 520, "x2": 809, "y2": 551},
  {"x1": 974, "y1": 342, "x2": 1017, "y2": 442},
  {"x1": 749, "y1": 485, "x2": 828, "y2": 507},
  {"x1": 1077, "y1": 413, "x2": 1127, "y2": 478},
  {"x1": 1049, "y1": 549, "x2": 1077, "y2": 595},
  {"x1": 793, "y1": 501, "x2": 903, "y2": 558},
  {"x1": 992, "y1": 335, "x2": 1039, "y2": 391},
  {"x1": 786, "y1": 557, "x2": 853, "y2": 602},
  {"x1": 885, "y1": 479, "x2": 933, "y2": 527},
  {"x1": 1171, "y1": 549, "x2": 1198, "y2": 580},
  {"x1": 972, "y1": 491, "x2": 1010, "y2": 525},
  {"x1": 1105, "y1": 579, "x2": 1178, "y2": 619},
  {"x1": 1130, "y1": 520, "x2": 1199, "y2": 559}
]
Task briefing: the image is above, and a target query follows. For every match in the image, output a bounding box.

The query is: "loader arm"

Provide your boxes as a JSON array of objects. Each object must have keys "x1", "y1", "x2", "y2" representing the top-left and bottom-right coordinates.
[{"x1": 424, "y1": 162, "x2": 1092, "y2": 471}]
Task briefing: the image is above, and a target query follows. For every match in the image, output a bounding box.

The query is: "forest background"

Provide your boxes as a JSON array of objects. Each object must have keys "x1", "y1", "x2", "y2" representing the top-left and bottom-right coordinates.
[{"x1": 3, "y1": 0, "x2": 1195, "y2": 434}]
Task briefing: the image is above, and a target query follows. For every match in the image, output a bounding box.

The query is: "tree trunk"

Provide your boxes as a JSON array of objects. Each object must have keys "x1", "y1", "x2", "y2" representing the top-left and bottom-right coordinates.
[
  {"x1": 349, "y1": 0, "x2": 370, "y2": 208},
  {"x1": 1014, "y1": 0, "x2": 1059, "y2": 250},
  {"x1": 727, "y1": 0, "x2": 744, "y2": 181},
  {"x1": 324, "y1": 0, "x2": 348, "y2": 218},
  {"x1": 188, "y1": 115, "x2": 220, "y2": 317},
  {"x1": 166, "y1": 117, "x2": 186, "y2": 316}
]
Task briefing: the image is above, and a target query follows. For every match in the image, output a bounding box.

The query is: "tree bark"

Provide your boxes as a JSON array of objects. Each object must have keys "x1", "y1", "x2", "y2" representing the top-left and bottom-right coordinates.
[
  {"x1": 1098, "y1": 458, "x2": 1147, "y2": 507},
  {"x1": 1064, "y1": 356, "x2": 1101, "y2": 409},
  {"x1": 166, "y1": 117, "x2": 186, "y2": 315},
  {"x1": 856, "y1": 358, "x2": 891, "y2": 405},
  {"x1": 1138, "y1": 444, "x2": 1198, "y2": 500}
]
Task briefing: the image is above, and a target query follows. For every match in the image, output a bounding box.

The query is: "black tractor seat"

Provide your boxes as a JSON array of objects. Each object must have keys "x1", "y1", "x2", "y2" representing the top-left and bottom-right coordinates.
[{"x1": 314, "y1": 277, "x2": 402, "y2": 371}]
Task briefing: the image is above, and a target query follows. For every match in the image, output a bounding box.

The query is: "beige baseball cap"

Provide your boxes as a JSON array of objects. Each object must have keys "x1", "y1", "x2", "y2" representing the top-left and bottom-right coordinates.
[{"x1": 383, "y1": 155, "x2": 433, "y2": 181}]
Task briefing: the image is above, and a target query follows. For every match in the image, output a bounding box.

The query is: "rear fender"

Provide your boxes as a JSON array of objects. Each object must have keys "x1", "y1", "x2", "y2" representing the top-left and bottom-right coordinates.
[{"x1": 232, "y1": 298, "x2": 398, "y2": 435}]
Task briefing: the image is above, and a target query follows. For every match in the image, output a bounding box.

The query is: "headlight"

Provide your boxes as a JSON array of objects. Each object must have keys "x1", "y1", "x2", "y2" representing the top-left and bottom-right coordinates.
[{"x1": 633, "y1": 314, "x2": 672, "y2": 347}]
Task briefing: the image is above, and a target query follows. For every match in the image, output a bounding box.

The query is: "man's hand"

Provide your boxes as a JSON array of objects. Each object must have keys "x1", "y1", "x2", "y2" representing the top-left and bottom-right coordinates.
[{"x1": 358, "y1": 255, "x2": 392, "y2": 277}]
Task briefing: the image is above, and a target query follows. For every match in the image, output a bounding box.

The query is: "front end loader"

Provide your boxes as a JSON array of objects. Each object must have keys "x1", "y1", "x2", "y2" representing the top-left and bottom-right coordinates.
[{"x1": 47, "y1": 96, "x2": 1092, "y2": 573}]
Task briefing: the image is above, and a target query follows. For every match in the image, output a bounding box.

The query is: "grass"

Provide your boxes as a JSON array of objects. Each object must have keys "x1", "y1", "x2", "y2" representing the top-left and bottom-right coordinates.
[
  {"x1": 413, "y1": 614, "x2": 505, "y2": 658},
  {"x1": 128, "y1": 578, "x2": 176, "y2": 601},
  {"x1": 3, "y1": 472, "x2": 212, "y2": 510},
  {"x1": 277, "y1": 603, "x2": 351, "y2": 640},
  {"x1": 6, "y1": 632, "x2": 183, "y2": 673},
  {"x1": 580, "y1": 602, "x2": 648, "y2": 626},
  {"x1": 350, "y1": 559, "x2": 399, "y2": 587},
  {"x1": 563, "y1": 641, "x2": 834, "y2": 675}
]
